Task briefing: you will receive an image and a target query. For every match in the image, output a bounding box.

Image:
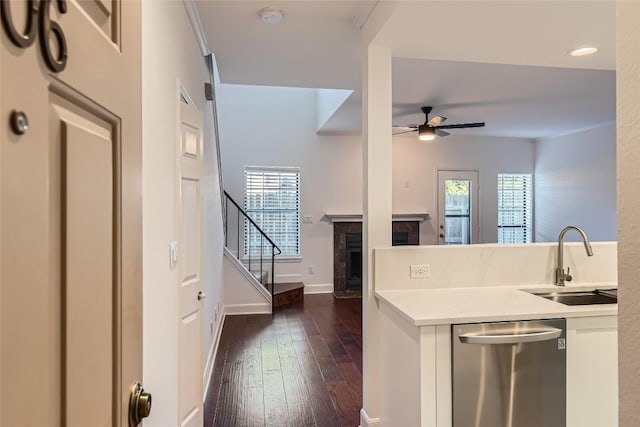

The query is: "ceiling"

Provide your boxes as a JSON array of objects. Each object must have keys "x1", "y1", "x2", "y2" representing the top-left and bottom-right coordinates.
[{"x1": 196, "y1": 0, "x2": 616, "y2": 139}]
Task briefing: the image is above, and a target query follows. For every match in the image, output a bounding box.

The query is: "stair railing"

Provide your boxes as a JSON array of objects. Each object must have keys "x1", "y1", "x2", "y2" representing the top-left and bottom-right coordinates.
[{"x1": 223, "y1": 190, "x2": 281, "y2": 312}]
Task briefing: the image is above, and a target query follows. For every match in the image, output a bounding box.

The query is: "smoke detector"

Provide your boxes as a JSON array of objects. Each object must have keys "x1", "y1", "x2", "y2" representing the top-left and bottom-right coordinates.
[{"x1": 259, "y1": 7, "x2": 284, "y2": 24}]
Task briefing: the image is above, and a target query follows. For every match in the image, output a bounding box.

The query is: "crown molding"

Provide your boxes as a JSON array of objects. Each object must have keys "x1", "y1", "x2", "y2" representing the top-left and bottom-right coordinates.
[{"x1": 183, "y1": 0, "x2": 210, "y2": 56}]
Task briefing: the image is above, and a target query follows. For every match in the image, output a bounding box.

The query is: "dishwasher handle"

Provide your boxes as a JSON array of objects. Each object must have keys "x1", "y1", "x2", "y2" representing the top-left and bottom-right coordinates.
[{"x1": 459, "y1": 328, "x2": 562, "y2": 345}]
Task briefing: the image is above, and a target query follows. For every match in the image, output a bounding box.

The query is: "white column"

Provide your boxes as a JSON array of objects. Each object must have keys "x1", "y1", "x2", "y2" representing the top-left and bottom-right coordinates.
[
  {"x1": 617, "y1": 2, "x2": 640, "y2": 426},
  {"x1": 361, "y1": 43, "x2": 392, "y2": 426}
]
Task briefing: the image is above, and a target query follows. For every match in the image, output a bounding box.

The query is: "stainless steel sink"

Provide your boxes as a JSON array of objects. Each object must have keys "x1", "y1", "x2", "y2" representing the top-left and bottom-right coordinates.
[{"x1": 532, "y1": 289, "x2": 617, "y2": 306}]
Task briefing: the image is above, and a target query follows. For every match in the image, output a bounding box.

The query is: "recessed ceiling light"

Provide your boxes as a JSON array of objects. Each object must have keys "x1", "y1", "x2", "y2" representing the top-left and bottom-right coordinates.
[
  {"x1": 568, "y1": 46, "x2": 599, "y2": 57},
  {"x1": 259, "y1": 7, "x2": 284, "y2": 24}
]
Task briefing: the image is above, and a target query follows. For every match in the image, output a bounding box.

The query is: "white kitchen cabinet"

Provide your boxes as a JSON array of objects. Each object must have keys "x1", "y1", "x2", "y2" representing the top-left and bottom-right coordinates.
[
  {"x1": 378, "y1": 302, "x2": 452, "y2": 427},
  {"x1": 566, "y1": 316, "x2": 618, "y2": 427}
]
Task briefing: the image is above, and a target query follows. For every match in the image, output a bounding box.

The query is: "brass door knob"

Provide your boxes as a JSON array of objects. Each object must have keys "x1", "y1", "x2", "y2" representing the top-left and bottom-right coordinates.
[
  {"x1": 129, "y1": 383, "x2": 152, "y2": 426},
  {"x1": 197, "y1": 291, "x2": 206, "y2": 300}
]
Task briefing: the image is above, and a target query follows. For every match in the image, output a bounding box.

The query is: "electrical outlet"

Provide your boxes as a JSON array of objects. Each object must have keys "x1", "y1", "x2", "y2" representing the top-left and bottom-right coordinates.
[
  {"x1": 308, "y1": 265, "x2": 315, "y2": 274},
  {"x1": 410, "y1": 264, "x2": 430, "y2": 279}
]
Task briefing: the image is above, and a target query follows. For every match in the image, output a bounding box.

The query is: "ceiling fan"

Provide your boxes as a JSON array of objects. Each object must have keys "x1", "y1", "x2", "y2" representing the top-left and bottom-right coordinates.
[{"x1": 393, "y1": 106, "x2": 485, "y2": 142}]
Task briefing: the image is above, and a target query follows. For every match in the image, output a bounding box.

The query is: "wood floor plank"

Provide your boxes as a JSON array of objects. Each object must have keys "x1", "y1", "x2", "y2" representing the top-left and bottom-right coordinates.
[
  {"x1": 316, "y1": 355, "x2": 344, "y2": 381},
  {"x1": 227, "y1": 316, "x2": 248, "y2": 363},
  {"x1": 214, "y1": 360, "x2": 243, "y2": 427},
  {"x1": 338, "y1": 362, "x2": 363, "y2": 403},
  {"x1": 261, "y1": 335, "x2": 281, "y2": 372},
  {"x1": 286, "y1": 319, "x2": 307, "y2": 341},
  {"x1": 341, "y1": 339, "x2": 363, "y2": 373},
  {"x1": 325, "y1": 335, "x2": 351, "y2": 363},
  {"x1": 244, "y1": 314, "x2": 270, "y2": 349},
  {"x1": 326, "y1": 380, "x2": 361, "y2": 427},
  {"x1": 243, "y1": 346, "x2": 263, "y2": 388},
  {"x1": 308, "y1": 335, "x2": 332, "y2": 358},
  {"x1": 287, "y1": 401, "x2": 315, "y2": 426},
  {"x1": 280, "y1": 356, "x2": 309, "y2": 404},
  {"x1": 301, "y1": 316, "x2": 320, "y2": 336},
  {"x1": 239, "y1": 387, "x2": 265, "y2": 427},
  {"x1": 263, "y1": 369, "x2": 290, "y2": 427},
  {"x1": 205, "y1": 295, "x2": 362, "y2": 427},
  {"x1": 276, "y1": 329, "x2": 295, "y2": 358},
  {"x1": 293, "y1": 341, "x2": 342, "y2": 426}
]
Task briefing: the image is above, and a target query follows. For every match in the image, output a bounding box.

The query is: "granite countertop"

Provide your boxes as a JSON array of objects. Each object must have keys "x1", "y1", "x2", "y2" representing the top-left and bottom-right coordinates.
[{"x1": 375, "y1": 283, "x2": 618, "y2": 326}]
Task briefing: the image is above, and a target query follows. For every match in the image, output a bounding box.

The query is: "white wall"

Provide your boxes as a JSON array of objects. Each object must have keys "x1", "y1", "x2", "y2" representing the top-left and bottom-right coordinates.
[
  {"x1": 393, "y1": 134, "x2": 535, "y2": 244},
  {"x1": 534, "y1": 123, "x2": 616, "y2": 242},
  {"x1": 222, "y1": 250, "x2": 271, "y2": 315},
  {"x1": 217, "y1": 85, "x2": 536, "y2": 291},
  {"x1": 316, "y1": 88, "x2": 353, "y2": 131},
  {"x1": 142, "y1": 1, "x2": 224, "y2": 424},
  {"x1": 218, "y1": 84, "x2": 363, "y2": 289}
]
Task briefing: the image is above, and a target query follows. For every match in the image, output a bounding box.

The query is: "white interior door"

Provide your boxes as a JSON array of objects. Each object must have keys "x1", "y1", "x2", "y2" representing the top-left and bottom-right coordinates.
[
  {"x1": 178, "y1": 100, "x2": 204, "y2": 427},
  {"x1": 1, "y1": 1, "x2": 142, "y2": 426},
  {"x1": 437, "y1": 170, "x2": 480, "y2": 244}
]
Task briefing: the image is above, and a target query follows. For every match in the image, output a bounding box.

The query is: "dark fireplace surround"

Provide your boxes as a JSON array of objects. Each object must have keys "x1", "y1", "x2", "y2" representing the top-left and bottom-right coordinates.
[{"x1": 333, "y1": 221, "x2": 419, "y2": 295}]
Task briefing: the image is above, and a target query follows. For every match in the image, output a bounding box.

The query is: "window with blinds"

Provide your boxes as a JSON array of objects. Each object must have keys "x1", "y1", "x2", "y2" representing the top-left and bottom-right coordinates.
[
  {"x1": 244, "y1": 167, "x2": 300, "y2": 257},
  {"x1": 498, "y1": 174, "x2": 533, "y2": 244}
]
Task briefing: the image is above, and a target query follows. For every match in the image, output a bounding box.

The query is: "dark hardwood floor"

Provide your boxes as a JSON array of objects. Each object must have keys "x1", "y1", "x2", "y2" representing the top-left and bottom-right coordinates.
[{"x1": 204, "y1": 294, "x2": 362, "y2": 427}]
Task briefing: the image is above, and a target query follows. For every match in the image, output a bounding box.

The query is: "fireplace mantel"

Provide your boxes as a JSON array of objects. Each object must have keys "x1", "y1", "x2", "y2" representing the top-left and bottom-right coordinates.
[{"x1": 325, "y1": 213, "x2": 429, "y2": 223}]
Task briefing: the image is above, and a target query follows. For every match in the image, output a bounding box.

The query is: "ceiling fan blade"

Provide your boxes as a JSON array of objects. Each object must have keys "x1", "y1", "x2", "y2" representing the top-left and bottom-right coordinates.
[
  {"x1": 393, "y1": 129, "x2": 416, "y2": 135},
  {"x1": 393, "y1": 124, "x2": 418, "y2": 129},
  {"x1": 427, "y1": 116, "x2": 447, "y2": 127},
  {"x1": 435, "y1": 129, "x2": 450, "y2": 137},
  {"x1": 437, "y1": 122, "x2": 485, "y2": 129}
]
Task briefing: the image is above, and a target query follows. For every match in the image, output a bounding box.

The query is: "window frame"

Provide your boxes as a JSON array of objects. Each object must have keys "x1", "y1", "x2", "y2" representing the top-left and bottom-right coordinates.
[{"x1": 243, "y1": 166, "x2": 301, "y2": 260}]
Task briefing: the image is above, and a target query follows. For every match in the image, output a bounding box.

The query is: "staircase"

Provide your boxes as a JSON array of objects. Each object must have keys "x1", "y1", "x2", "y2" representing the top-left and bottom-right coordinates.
[
  {"x1": 272, "y1": 282, "x2": 304, "y2": 308},
  {"x1": 224, "y1": 191, "x2": 303, "y2": 311}
]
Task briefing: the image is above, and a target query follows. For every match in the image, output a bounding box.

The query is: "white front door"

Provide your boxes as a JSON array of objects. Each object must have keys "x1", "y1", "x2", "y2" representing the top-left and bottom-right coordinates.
[
  {"x1": 1, "y1": 1, "x2": 143, "y2": 426},
  {"x1": 178, "y1": 101, "x2": 204, "y2": 427},
  {"x1": 437, "y1": 170, "x2": 480, "y2": 244}
]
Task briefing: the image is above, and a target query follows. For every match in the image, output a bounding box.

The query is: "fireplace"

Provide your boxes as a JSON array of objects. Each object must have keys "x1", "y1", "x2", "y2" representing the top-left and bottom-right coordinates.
[
  {"x1": 333, "y1": 221, "x2": 420, "y2": 295},
  {"x1": 345, "y1": 233, "x2": 362, "y2": 290},
  {"x1": 392, "y1": 232, "x2": 409, "y2": 246}
]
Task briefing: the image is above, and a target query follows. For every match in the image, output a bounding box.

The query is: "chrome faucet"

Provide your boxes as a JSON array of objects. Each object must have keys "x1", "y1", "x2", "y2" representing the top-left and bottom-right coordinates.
[{"x1": 555, "y1": 225, "x2": 594, "y2": 286}]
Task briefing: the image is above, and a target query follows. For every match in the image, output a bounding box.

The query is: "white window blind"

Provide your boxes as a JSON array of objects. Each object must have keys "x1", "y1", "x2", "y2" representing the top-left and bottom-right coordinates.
[
  {"x1": 498, "y1": 174, "x2": 533, "y2": 243},
  {"x1": 244, "y1": 167, "x2": 300, "y2": 257}
]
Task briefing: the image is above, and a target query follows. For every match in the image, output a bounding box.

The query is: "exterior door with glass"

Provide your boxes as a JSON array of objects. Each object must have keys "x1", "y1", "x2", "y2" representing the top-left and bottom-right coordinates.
[{"x1": 437, "y1": 170, "x2": 479, "y2": 244}]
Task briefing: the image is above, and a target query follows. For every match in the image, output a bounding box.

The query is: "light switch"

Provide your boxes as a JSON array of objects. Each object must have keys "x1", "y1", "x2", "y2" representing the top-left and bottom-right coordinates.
[
  {"x1": 170, "y1": 241, "x2": 178, "y2": 269},
  {"x1": 302, "y1": 215, "x2": 313, "y2": 224}
]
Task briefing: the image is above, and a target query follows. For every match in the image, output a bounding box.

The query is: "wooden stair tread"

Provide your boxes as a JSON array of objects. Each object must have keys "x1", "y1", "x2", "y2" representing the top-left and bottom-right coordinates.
[{"x1": 273, "y1": 282, "x2": 304, "y2": 295}]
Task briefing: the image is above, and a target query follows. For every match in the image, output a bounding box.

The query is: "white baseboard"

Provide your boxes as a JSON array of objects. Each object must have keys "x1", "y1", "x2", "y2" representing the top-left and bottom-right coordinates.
[
  {"x1": 224, "y1": 302, "x2": 271, "y2": 315},
  {"x1": 304, "y1": 283, "x2": 334, "y2": 294},
  {"x1": 360, "y1": 408, "x2": 380, "y2": 427},
  {"x1": 202, "y1": 307, "x2": 226, "y2": 402}
]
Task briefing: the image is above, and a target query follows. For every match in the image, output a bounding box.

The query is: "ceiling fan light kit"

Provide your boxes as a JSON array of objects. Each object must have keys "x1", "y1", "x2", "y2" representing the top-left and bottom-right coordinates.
[
  {"x1": 418, "y1": 125, "x2": 436, "y2": 142},
  {"x1": 393, "y1": 106, "x2": 485, "y2": 141}
]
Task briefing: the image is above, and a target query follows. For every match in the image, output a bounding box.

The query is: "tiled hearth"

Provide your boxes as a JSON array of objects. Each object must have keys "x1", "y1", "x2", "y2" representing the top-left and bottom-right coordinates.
[{"x1": 333, "y1": 221, "x2": 420, "y2": 296}]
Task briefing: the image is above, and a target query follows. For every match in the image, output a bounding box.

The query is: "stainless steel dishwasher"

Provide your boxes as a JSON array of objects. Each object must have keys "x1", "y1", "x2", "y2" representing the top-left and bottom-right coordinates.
[{"x1": 452, "y1": 319, "x2": 566, "y2": 427}]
